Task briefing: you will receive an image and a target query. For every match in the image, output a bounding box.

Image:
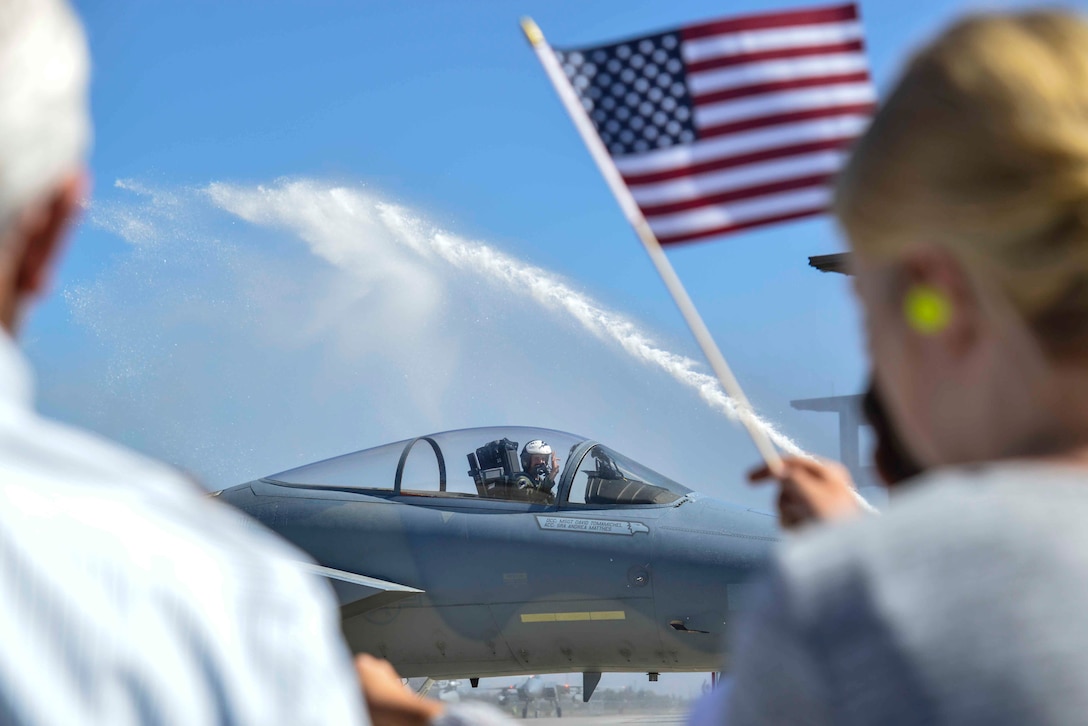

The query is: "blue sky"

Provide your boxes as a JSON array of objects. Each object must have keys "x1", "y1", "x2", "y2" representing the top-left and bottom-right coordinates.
[{"x1": 25, "y1": 0, "x2": 1084, "y2": 506}]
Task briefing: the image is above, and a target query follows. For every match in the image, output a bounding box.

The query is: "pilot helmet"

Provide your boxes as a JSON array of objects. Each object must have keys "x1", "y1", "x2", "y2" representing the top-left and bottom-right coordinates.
[{"x1": 521, "y1": 439, "x2": 557, "y2": 479}]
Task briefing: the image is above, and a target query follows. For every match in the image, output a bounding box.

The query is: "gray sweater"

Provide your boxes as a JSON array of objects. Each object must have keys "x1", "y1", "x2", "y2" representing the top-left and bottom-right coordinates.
[{"x1": 723, "y1": 463, "x2": 1088, "y2": 725}]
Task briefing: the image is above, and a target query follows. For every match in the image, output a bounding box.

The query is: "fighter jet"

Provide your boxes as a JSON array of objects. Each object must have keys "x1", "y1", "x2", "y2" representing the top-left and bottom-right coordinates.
[
  {"x1": 215, "y1": 426, "x2": 777, "y2": 697},
  {"x1": 431, "y1": 679, "x2": 467, "y2": 703},
  {"x1": 495, "y1": 675, "x2": 576, "y2": 718}
]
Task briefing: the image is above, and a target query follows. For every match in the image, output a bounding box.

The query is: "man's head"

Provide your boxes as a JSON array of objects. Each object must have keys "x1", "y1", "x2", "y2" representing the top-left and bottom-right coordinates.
[
  {"x1": 521, "y1": 439, "x2": 559, "y2": 483},
  {"x1": 0, "y1": 0, "x2": 89, "y2": 333}
]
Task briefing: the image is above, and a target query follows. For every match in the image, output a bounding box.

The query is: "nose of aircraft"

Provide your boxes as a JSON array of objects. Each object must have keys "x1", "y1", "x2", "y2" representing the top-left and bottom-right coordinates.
[{"x1": 652, "y1": 496, "x2": 778, "y2": 641}]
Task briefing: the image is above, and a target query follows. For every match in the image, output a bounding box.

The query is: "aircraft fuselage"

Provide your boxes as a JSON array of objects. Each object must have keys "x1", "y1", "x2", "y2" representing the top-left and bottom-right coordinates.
[{"x1": 220, "y1": 479, "x2": 776, "y2": 678}]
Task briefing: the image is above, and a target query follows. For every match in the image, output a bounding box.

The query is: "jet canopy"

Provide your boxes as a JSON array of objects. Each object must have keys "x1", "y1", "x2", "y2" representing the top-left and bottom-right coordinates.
[{"x1": 264, "y1": 426, "x2": 691, "y2": 507}]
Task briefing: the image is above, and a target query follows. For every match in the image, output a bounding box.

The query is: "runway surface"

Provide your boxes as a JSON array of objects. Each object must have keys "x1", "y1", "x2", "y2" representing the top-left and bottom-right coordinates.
[{"x1": 514, "y1": 715, "x2": 686, "y2": 725}]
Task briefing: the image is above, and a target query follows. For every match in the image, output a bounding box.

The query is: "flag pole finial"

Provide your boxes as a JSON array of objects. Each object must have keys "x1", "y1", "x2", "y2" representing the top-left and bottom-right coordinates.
[{"x1": 520, "y1": 17, "x2": 544, "y2": 47}]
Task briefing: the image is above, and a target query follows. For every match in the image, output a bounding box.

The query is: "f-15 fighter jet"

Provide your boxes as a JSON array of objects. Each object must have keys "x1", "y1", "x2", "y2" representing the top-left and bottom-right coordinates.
[{"x1": 215, "y1": 426, "x2": 777, "y2": 696}]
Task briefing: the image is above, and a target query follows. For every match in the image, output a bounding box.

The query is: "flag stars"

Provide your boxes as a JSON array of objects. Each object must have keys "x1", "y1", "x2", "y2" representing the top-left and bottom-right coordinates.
[
  {"x1": 549, "y1": 5, "x2": 873, "y2": 244},
  {"x1": 557, "y1": 31, "x2": 697, "y2": 156}
]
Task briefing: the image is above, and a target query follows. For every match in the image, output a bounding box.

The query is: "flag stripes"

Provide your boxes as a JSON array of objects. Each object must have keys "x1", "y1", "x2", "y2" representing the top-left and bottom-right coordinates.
[
  {"x1": 556, "y1": 3, "x2": 874, "y2": 243},
  {"x1": 680, "y1": 3, "x2": 860, "y2": 39}
]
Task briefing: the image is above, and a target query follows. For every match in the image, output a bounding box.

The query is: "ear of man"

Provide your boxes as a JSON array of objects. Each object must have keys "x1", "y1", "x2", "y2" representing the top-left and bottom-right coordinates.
[{"x1": 2, "y1": 171, "x2": 86, "y2": 333}]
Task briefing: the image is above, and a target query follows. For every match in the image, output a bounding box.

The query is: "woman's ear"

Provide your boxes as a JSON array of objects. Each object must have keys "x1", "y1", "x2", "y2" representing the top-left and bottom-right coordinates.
[{"x1": 898, "y1": 247, "x2": 980, "y2": 359}]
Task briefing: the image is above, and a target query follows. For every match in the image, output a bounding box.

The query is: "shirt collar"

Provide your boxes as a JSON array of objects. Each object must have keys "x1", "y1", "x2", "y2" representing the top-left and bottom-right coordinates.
[{"x1": 0, "y1": 330, "x2": 35, "y2": 412}]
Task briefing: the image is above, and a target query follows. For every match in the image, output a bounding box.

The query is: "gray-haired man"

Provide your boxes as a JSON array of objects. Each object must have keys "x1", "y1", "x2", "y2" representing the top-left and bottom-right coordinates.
[{"x1": 0, "y1": 1, "x2": 367, "y2": 722}]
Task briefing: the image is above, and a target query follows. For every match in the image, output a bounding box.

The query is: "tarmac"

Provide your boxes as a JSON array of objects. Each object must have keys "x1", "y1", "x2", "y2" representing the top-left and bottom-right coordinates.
[{"x1": 516, "y1": 715, "x2": 686, "y2": 725}]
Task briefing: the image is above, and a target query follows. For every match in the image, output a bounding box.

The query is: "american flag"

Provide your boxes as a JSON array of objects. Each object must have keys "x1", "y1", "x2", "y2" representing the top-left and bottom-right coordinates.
[{"x1": 554, "y1": 4, "x2": 875, "y2": 245}]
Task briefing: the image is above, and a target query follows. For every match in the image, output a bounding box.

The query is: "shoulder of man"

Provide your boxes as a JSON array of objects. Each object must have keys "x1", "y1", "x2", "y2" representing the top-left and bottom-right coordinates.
[
  {"x1": 0, "y1": 410, "x2": 369, "y2": 724},
  {"x1": 0, "y1": 408, "x2": 299, "y2": 556}
]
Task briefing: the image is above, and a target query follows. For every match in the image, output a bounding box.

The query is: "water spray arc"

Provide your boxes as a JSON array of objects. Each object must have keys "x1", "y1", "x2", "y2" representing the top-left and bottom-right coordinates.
[{"x1": 207, "y1": 181, "x2": 802, "y2": 455}]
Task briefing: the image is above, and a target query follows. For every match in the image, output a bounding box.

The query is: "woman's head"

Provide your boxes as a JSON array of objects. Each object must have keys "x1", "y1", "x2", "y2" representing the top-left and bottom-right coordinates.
[{"x1": 836, "y1": 10, "x2": 1088, "y2": 468}]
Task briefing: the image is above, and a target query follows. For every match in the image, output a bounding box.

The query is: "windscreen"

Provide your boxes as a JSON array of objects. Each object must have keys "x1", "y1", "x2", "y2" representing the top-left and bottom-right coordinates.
[
  {"x1": 267, "y1": 438, "x2": 407, "y2": 490},
  {"x1": 568, "y1": 444, "x2": 691, "y2": 505}
]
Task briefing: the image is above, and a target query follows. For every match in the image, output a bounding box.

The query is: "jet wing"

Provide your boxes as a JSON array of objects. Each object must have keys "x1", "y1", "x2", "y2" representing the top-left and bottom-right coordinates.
[{"x1": 300, "y1": 563, "x2": 424, "y2": 617}]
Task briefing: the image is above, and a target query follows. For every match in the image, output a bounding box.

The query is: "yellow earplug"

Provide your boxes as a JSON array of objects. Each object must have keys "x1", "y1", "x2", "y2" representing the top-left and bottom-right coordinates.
[{"x1": 904, "y1": 285, "x2": 952, "y2": 334}]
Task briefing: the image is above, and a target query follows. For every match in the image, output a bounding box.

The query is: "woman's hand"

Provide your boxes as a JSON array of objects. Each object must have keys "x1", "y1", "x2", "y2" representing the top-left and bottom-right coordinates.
[
  {"x1": 749, "y1": 456, "x2": 865, "y2": 530},
  {"x1": 355, "y1": 654, "x2": 445, "y2": 726}
]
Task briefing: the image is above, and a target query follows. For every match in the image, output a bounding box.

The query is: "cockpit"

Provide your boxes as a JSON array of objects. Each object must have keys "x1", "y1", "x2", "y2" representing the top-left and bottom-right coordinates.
[
  {"x1": 263, "y1": 426, "x2": 691, "y2": 508},
  {"x1": 466, "y1": 437, "x2": 558, "y2": 504}
]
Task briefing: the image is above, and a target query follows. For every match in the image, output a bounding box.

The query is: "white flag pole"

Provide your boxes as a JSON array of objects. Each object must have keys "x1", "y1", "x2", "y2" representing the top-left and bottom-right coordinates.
[{"x1": 521, "y1": 17, "x2": 784, "y2": 475}]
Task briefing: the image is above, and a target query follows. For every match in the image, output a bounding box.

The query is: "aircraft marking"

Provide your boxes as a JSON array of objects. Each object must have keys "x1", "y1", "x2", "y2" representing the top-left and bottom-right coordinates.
[
  {"x1": 660, "y1": 525, "x2": 778, "y2": 543},
  {"x1": 536, "y1": 516, "x2": 650, "y2": 536},
  {"x1": 520, "y1": 610, "x2": 626, "y2": 623}
]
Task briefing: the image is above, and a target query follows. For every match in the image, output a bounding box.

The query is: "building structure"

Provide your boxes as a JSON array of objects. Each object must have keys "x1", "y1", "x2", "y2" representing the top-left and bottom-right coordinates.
[{"x1": 790, "y1": 251, "x2": 882, "y2": 495}]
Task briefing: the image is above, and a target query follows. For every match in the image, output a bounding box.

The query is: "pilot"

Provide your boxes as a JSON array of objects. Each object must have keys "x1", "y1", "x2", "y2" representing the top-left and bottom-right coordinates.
[{"x1": 517, "y1": 439, "x2": 560, "y2": 499}]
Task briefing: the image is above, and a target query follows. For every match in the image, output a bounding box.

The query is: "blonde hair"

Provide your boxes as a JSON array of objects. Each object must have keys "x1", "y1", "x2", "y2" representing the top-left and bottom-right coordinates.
[{"x1": 834, "y1": 10, "x2": 1088, "y2": 355}]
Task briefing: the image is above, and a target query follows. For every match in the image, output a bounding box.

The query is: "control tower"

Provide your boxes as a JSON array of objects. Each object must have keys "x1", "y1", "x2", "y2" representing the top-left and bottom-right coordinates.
[{"x1": 790, "y1": 252, "x2": 881, "y2": 493}]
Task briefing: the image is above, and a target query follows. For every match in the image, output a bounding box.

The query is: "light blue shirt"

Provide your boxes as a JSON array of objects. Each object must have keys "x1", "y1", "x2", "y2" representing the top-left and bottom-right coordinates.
[{"x1": 0, "y1": 332, "x2": 369, "y2": 724}]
